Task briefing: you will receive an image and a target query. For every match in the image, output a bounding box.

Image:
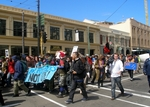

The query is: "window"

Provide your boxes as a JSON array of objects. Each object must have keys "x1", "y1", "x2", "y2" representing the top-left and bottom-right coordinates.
[
  {"x1": 11, "y1": 46, "x2": 29, "y2": 55},
  {"x1": 50, "y1": 26, "x2": 60, "y2": 40},
  {"x1": 102, "y1": 35, "x2": 106, "y2": 44},
  {"x1": 0, "y1": 19, "x2": 6, "y2": 35},
  {"x1": 0, "y1": 45, "x2": 9, "y2": 56},
  {"x1": 13, "y1": 21, "x2": 27, "y2": 37},
  {"x1": 65, "y1": 48, "x2": 72, "y2": 55},
  {"x1": 89, "y1": 33, "x2": 94, "y2": 43},
  {"x1": 78, "y1": 31, "x2": 84, "y2": 42},
  {"x1": 121, "y1": 38, "x2": 124, "y2": 46},
  {"x1": 78, "y1": 48, "x2": 85, "y2": 55},
  {"x1": 64, "y1": 29, "x2": 72, "y2": 41},
  {"x1": 109, "y1": 36, "x2": 114, "y2": 43},
  {"x1": 33, "y1": 24, "x2": 37, "y2": 38}
]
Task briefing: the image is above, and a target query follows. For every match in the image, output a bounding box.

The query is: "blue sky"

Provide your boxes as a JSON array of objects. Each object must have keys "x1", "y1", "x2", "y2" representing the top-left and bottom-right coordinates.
[{"x1": 0, "y1": 0, "x2": 148, "y2": 24}]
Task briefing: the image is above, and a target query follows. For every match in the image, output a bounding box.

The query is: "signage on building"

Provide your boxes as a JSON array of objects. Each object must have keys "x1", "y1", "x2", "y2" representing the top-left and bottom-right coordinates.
[{"x1": 50, "y1": 46, "x2": 62, "y2": 51}]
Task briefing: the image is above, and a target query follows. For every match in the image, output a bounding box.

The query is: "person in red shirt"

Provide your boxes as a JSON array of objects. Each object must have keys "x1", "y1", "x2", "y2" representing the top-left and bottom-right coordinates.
[{"x1": 7, "y1": 57, "x2": 15, "y2": 87}]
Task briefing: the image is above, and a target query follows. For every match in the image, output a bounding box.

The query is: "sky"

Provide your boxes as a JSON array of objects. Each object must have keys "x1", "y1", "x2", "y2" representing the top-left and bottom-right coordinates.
[{"x1": 0, "y1": 0, "x2": 148, "y2": 24}]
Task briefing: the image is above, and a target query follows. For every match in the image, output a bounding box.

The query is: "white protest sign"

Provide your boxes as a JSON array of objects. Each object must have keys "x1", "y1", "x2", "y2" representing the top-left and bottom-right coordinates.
[
  {"x1": 71, "y1": 46, "x2": 78, "y2": 56},
  {"x1": 55, "y1": 51, "x2": 60, "y2": 59},
  {"x1": 5, "y1": 49, "x2": 9, "y2": 58}
]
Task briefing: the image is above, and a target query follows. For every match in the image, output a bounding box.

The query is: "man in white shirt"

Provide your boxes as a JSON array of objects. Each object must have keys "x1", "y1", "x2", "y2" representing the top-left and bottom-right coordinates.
[{"x1": 110, "y1": 53, "x2": 124, "y2": 100}]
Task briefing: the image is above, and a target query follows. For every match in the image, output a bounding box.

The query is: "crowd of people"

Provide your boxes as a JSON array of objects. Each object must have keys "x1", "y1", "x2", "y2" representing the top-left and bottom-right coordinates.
[{"x1": 0, "y1": 51, "x2": 148, "y2": 106}]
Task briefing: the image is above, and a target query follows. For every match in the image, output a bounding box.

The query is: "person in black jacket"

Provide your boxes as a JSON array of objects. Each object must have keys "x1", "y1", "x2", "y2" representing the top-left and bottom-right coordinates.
[{"x1": 65, "y1": 52, "x2": 88, "y2": 104}]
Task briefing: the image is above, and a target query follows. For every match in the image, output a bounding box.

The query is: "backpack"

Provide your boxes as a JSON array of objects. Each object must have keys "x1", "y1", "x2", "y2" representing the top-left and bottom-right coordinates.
[{"x1": 21, "y1": 61, "x2": 28, "y2": 73}]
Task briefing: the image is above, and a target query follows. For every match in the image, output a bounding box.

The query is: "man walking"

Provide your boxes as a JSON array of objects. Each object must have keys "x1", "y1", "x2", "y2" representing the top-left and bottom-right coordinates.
[
  {"x1": 12, "y1": 55, "x2": 31, "y2": 97},
  {"x1": 143, "y1": 52, "x2": 150, "y2": 93},
  {"x1": 110, "y1": 53, "x2": 124, "y2": 100},
  {"x1": 65, "y1": 52, "x2": 88, "y2": 104}
]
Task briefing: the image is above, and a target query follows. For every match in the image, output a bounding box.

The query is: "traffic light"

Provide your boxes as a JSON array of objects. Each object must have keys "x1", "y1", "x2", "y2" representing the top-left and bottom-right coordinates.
[{"x1": 43, "y1": 32, "x2": 47, "y2": 43}]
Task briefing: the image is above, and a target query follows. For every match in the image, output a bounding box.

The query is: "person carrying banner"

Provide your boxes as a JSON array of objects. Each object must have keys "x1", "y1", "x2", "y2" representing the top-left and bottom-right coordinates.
[
  {"x1": 12, "y1": 55, "x2": 31, "y2": 97},
  {"x1": 65, "y1": 52, "x2": 88, "y2": 104},
  {"x1": 126, "y1": 55, "x2": 135, "y2": 81},
  {"x1": 143, "y1": 52, "x2": 150, "y2": 93},
  {"x1": 57, "y1": 51, "x2": 69, "y2": 98}
]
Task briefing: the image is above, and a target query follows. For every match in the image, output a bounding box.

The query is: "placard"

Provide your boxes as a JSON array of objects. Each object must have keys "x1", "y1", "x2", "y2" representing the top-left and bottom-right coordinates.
[{"x1": 71, "y1": 46, "x2": 78, "y2": 56}]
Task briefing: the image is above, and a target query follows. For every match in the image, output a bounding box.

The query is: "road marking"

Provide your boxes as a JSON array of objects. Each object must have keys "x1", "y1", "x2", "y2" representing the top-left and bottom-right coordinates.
[
  {"x1": 123, "y1": 88, "x2": 150, "y2": 95},
  {"x1": 3, "y1": 103, "x2": 20, "y2": 107},
  {"x1": 89, "y1": 91, "x2": 150, "y2": 107},
  {"x1": 31, "y1": 91, "x2": 67, "y2": 107},
  {"x1": 103, "y1": 74, "x2": 144, "y2": 86},
  {"x1": 88, "y1": 84, "x2": 150, "y2": 99}
]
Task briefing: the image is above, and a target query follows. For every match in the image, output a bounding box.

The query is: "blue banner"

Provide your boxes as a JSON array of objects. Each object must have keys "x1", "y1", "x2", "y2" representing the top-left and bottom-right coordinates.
[
  {"x1": 25, "y1": 65, "x2": 57, "y2": 84},
  {"x1": 124, "y1": 62, "x2": 137, "y2": 70}
]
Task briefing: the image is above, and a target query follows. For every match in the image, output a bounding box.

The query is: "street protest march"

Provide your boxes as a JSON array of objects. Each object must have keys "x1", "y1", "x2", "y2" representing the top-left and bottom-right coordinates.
[{"x1": 25, "y1": 65, "x2": 58, "y2": 84}]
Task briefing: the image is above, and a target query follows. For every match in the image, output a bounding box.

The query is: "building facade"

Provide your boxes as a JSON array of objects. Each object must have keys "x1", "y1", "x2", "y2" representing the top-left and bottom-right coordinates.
[
  {"x1": 84, "y1": 19, "x2": 131, "y2": 55},
  {"x1": 99, "y1": 26, "x2": 130, "y2": 55},
  {"x1": 0, "y1": 5, "x2": 101, "y2": 56},
  {"x1": 109, "y1": 18, "x2": 150, "y2": 54}
]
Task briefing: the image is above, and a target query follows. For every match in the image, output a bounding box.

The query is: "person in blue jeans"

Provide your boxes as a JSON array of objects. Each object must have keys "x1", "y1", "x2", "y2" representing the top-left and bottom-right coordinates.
[
  {"x1": 143, "y1": 53, "x2": 150, "y2": 93},
  {"x1": 110, "y1": 53, "x2": 124, "y2": 100}
]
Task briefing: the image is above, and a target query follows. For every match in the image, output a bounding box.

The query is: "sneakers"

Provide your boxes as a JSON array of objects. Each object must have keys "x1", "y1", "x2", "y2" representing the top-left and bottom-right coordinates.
[
  {"x1": 111, "y1": 97, "x2": 115, "y2": 100},
  {"x1": 57, "y1": 94, "x2": 63, "y2": 98},
  {"x1": 130, "y1": 78, "x2": 133, "y2": 81},
  {"x1": 82, "y1": 98, "x2": 88, "y2": 102},
  {"x1": 65, "y1": 99, "x2": 73, "y2": 104}
]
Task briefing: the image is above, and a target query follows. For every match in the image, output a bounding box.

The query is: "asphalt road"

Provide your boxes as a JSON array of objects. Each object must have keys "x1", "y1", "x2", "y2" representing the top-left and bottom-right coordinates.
[{"x1": 1, "y1": 71, "x2": 150, "y2": 107}]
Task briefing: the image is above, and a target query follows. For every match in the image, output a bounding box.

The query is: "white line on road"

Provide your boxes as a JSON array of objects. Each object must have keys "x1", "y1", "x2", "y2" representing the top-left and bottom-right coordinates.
[
  {"x1": 2, "y1": 103, "x2": 20, "y2": 107},
  {"x1": 103, "y1": 74, "x2": 144, "y2": 86},
  {"x1": 31, "y1": 91, "x2": 67, "y2": 107},
  {"x1": 88, "y1": 84, "x2": 150, "y2": 99},
  {"x1": 90, "y1": 91, "x2": 150, "y2": 107}
]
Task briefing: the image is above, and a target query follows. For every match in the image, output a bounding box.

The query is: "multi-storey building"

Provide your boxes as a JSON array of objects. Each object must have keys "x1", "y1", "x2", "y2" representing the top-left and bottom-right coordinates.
[
  {"x1": 84, "y1": 19, "x2": 131, "y2": 55},
  {"x1": 109, "y1": 18, "x2": 150, "y2": 54},
  {"x1": 0, "y1": 5, "x2": 101, "y2": 56}
]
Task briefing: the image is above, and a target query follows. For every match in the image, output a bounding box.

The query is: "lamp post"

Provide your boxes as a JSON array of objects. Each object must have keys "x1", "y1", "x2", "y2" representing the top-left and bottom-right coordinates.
[
  {"x1": 22, "y1": 11, "x2": 24, "y2": 55},
  {"x1": 138, "y1": 35, "x2": 140, "y2": 55},
  {"x1": 87, "y1": 26, "x2": 90, "y2": 55}
]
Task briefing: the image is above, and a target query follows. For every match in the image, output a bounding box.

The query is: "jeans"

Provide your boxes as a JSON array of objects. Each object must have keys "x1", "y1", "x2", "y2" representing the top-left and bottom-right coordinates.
[
  {"x1": 68, "y1": 79, "x2": 88, "y2": 101},
  {"x1": 111, "y1": 76, "x2": 124, "y2": 98},
  {"x1": 7, "y1": 72, "x2": 14, "y2": 86}
]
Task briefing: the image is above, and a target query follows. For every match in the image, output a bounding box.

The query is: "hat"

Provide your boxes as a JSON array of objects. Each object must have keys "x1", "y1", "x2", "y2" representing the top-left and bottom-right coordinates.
[{"x1": 21, "y1": 54, "x2": 26, "y2": 59}]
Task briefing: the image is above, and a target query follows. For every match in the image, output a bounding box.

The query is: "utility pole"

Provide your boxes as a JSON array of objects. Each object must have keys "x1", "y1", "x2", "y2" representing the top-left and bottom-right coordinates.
[
  {"x1": 87, "y1": 26, "x2": 90, "y2": 55},
  {"x1": 22, "y1": 11, "x2": 24, "y2": 55},
  {"x1": 37, "y1": 0, "x2": 40, "y2": 56}
]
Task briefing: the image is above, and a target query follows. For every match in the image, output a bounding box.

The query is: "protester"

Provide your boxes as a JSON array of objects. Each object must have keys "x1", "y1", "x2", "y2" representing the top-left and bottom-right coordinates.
[
  {"x1": 126, "y1": 54, "x2": 135, "y2": 81},
  {"x1": 7, "y1": 56, "x2": 15, "y2": 87},
  {"x1": 12, "y1": 55, "x2": 31, "y2": 97},
  {"x1": 110, "y1": 53, "x2": 124, "y2": 100},
  {"x1": 95, "y1": 58, "x2": 105, "y2": 88},
  {"x1": 65, "y1": 52, "x2": 88, "y2": 104},
  {"x1": 57, "y1": 51, "x2": 69, "y2": 98},
  {"x1": 143, "y1": 52, "x2": 150, "y2": 93}
]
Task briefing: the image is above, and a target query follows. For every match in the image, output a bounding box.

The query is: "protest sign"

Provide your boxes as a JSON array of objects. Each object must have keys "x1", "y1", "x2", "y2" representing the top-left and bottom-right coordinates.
[
  {"x1": 71, "y1": 46, "x2": 78, "y2": 56},
  {"x1": 25, "y1": 65, "x2": 57, "y2": 84},
  {"x1": 124, "y1": 62, "x2": 137, "y2": 70}
]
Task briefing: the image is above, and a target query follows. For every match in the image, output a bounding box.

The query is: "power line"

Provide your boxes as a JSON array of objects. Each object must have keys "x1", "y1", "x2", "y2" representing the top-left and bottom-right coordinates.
[
  {"x1": 14, "y1": 0, "x2": 28, "y2": 7},
  {"x1": 105, "y1": 0, "x2": 128, "y2": 21}
]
